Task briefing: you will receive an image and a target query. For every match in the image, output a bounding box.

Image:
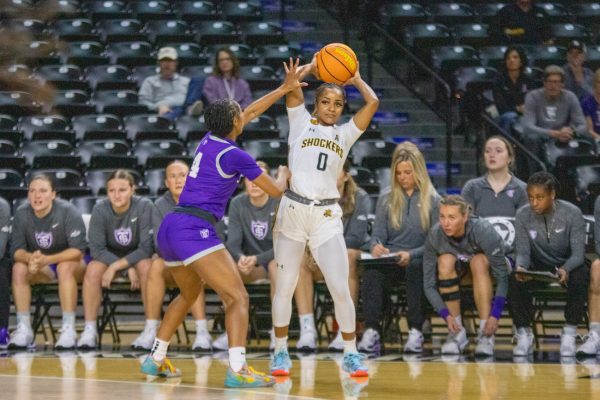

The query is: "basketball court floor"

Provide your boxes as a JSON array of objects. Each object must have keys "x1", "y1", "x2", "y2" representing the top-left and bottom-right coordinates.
[{"x1": 1, "y1": 344, "x2": 598, "y2": 400}]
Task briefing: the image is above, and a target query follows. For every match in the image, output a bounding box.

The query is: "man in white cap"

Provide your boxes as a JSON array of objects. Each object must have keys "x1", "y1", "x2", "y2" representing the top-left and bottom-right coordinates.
[
  {"x1": 563, "y1": 40, "x2": 594, "y2": 100},
  {"x1": 139, "y1": 47, "x2": 190, "y2": 116}
]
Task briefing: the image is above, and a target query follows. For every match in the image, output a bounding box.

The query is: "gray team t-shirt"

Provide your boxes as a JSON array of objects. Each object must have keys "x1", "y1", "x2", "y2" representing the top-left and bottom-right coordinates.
[
  {"x1": 88, "y1": 196, "x2": 155, "y2": 266},
  {"x1": 11, "y1": 198, "x2": 87, "y2": 256},
  {"x1": 515, "y1": 199, "x2": 585, "y2": 273},
  {"x1": 462, "y1": 175, "x2": 527, "y2": 218},
  {"x1": 226, "y1": 193, "x2": 277, "y2": 266}
]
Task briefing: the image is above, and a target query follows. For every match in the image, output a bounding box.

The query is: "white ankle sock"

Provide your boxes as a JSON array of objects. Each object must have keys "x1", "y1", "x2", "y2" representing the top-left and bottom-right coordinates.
[
  {"x1": 62, "y1": 312, "x2": 75, "y2": 328},
  {"x1": 196, "y1": 319, "x2": 208, "y2": 332},
  {"x1": 146, "y1": 320, "x2": 159, "y2": 331},
  {"x1": 455, "y1": 315, "x2": 463, "y2": 327},
  {"x1": 150, "y1": 338, "x2": 169, "y2": 362},
  {"x1": 84, "y1": 321, "x2": 97, "y2": 332},
  {"x1": 274, "y1": 336, "x2": 288, "y2": 353},
  {"x1": 343, "y1": 338, "x2": 357, "y2": 354},
  {"x1": 479, "y1": 319, "x2": 486, "y2": 331},
  {"x1": 563, "y1": 324, "x2": 577, "y2": 335},
  {"x1": 299, "y1": 313, "x2": 316, "y2": 332},
  {"x1": 17, "y1": 313, "x2": 31, "y2": 329},
  {"x1": 228, "y1": 346, "x2": 246, "y2": 372}
]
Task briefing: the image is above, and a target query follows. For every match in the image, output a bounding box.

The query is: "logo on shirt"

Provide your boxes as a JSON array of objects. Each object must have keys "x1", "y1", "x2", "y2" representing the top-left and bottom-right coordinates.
[
  {"x1": 52, "y1": 223, "x2": 59, "y2": 229},
  {"x1": 507, "y1": 190, "x2": 514, "y2": 198},
  {"x1": 35, "y1": 231, "x2": 53, "y2": 249},
  {"x1": 199, "y1": 229, "x2": 210, "y2": 239},
  {"x1": 70, "y1": 230, "x2": 81, "y2": 238},
  {"x1": 554, "y1": 228, "x2": 564, "y2": 233},
  {"x1": 334, "y1": 134, "x2": 339, "y2": 142},
  {"x1": 529, "y1": 230, "x2": 537, "y2": 240},
  {"x1": 486, "y1": 217, "x2": 516, "y2": 247},
  {"x1": 545, "y1": 106, "x2": 557, "y2": 122},
  {"x1": 323, "y1": 209, "x2": 332, "y2": 217},
  {"x1": 114, "y1": 227, "x2": 132, "y2": 246},
  {"x1": 251, "y1": 220, "x2": 268, "y2": 240}
]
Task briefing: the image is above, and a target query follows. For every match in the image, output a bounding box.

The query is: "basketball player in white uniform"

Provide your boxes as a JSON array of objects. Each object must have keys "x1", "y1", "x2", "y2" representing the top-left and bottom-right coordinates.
[{"x1": 270, "y1": 56, "x2": 379, "y2": 377}]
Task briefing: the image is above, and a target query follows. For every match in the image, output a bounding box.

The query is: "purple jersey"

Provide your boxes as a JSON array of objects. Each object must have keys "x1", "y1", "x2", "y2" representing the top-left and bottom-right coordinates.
[{"x1": 178, "y1": 133, "x2": 263, "y2": 219}]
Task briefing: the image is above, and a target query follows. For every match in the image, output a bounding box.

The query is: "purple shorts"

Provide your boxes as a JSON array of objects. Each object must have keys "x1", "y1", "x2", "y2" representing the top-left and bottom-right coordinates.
[{"x1": 156, "y1": 212, "x2": 225, "y2": 267}]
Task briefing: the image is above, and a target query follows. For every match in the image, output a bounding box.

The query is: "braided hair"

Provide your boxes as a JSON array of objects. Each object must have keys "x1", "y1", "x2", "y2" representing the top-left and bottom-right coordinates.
[
  {"x1": 527, "y1": 171, "x2": 560, "y2": 194},
  {"x1": 204, "y1": 98, "x2": 241, "y2": 138}
]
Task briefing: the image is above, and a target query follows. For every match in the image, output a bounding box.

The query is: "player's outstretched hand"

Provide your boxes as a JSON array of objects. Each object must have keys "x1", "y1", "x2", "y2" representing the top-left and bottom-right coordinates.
[{"x1": 281, "y1": 58, "x2": 309, "y2": 93}]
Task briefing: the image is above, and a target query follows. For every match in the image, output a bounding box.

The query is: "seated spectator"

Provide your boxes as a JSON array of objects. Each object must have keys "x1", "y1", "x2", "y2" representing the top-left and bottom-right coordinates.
[
  {"x1": 77, "y1": 170, "x2": 155, "y2": 350},
  {"x1": 492, "y1": 46, "x2": 533, "y2": 133},
  {"x1": 576, "y1": 194, "x2": 600, "y2": 357},
  {"x1": 563, "y1": 41, "x2": 594, "y2": 101},
  {"x1": 9, "y1": 174, "x2": 87, "y2": 350},
  {"x1": 0, "y1": 196, "x2": 11, "y2": 348},
  {"x1": 139, "y1": 47, "x2": 190, "y2": 116},
  {"x1": 137, "y1": 160, "x2": 216, "y2": 351},
  {"x1": 359, "y1": 143, "x2": 439, "y2": 354},
  {"x1": 462, "y1": 136, "x2": 528, "y2": 218},
  {"x1": 423, "y1": 195, "x2": 510, "y2": 357},
  {"x1": 164, "y1": 77, "x2": 206, "y2": 120},
  {"x1": 203, "y1": 48, "x2": 252, "y2": 109},
  {"x1": 580, "y1": 70, "x2": 600, "y2": 141},
  {"x1": 521, "y1": 65, "x2": 587, "y2": 169},
  {"x1": 511, "y1": 172, "x2": 589, "y2": 358},
  {"x1": 489, "y1": 0, "x2": 552, "y2": 45}
]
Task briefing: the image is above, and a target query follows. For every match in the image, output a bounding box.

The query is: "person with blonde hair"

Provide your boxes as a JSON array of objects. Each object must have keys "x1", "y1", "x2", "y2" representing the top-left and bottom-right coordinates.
[
  {"x1": 358, "y1": 142, "x2": 440, "y2": 353},
  {"x1": 422, "y1": 195, "x2": 510, "y2": 357}
]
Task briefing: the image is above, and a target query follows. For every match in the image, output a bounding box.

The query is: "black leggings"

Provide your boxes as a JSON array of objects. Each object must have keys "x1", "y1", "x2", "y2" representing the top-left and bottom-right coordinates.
[
  {"x1": 360, "y1": 257, "x2": 426, "y2": 333},
  {"x1": 0, "y1": 257, "x2": 11, "y2": 328},
  {"x1": 508, "y1": 263, "x2": 590, "y2": 328}
]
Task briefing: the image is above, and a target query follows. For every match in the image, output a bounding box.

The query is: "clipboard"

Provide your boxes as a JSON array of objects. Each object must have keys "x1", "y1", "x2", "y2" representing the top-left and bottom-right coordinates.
[{"x1": 515, "y1": 269, "x2": 559, "y2": 283}]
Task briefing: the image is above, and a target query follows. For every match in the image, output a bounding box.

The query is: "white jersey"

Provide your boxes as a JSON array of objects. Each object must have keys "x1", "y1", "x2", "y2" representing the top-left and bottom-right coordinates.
[{"x1": 287, "y1": 104, "x2": 363, "y2": 200}]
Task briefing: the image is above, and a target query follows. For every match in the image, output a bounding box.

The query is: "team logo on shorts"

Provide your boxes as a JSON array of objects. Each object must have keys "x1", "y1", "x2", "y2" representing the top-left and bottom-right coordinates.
[
  {"x1": 457, "y1": 253, "x2": 471, "y2": 262},
  {"x1": 507, "y1": 189, "x2": 514, "y2": 198},
  {"x1": 114, "y1": 228, "x2": 132, "y2": 246},
  {"x1": 529, "y1": 230, "x2": 537, "y2": 239},
  {"x1": 199, "y1": 229, "x2": 210, "y2": 239},
  {"x1": 251, "y1": 220, "x2": 268, "y2": 240},
  {"x1": 35, "y1": 231, "x2": 53, "y2": 249},
  {"x1": 323, "y1": 209, "x2": 332, "y2": 217}
]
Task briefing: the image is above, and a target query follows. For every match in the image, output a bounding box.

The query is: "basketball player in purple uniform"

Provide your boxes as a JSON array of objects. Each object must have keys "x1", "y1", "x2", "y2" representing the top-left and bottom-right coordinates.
[{"x1": 140, "y1": 59, "x2": 304, "y2": 388}]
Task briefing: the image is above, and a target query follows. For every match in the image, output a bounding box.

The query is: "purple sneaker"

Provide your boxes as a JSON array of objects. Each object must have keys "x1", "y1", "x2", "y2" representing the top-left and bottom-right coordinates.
[{"x1": 0, "y1": 327, "x2": 9, "y2": 349}]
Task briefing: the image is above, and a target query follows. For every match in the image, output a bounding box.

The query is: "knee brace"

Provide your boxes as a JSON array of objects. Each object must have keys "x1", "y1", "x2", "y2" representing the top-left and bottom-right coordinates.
[{"x1": 438, "y1": 277, "x2": 460, "y2": 301}]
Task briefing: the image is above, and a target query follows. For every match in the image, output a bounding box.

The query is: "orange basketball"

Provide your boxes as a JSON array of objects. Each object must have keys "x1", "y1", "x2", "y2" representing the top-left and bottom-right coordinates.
[{"x1": 316, "y1": 43, "x2": 358, "y2": 85}]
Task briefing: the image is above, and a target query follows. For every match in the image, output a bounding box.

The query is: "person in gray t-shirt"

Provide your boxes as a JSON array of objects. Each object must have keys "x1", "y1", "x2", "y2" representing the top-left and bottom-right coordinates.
[
  {"x1": 0, "y1": 196, "x2": 11, "y2": 346},
  {"x1": 9, "y1": 174, "x2": 87, "y2": 350},
  {"x1": 462, "y1": 136, "x2": 527, "y2": 257},
  {"x1": 358, "y1": 142, "x2": 439, "y2": 354},
  {"x1": 521, "y1": 65, "x2": 587, "y2": 173},
  {"x1": 140, "y1": 160, "x2": 215, "y2": 351},
  {"x1": 77, "y1": 170, "x2": 155, "y2": 350},
  {"x1": 510, "y1": 172, "x2": 589, "y2": 357},
  {"x1": 423, "y1": 195, "x2": 510, "y2": 357}
]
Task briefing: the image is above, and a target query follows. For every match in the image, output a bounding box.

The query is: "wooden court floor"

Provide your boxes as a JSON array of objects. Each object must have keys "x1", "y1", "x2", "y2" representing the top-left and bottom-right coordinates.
[{"x1": 0, "y1": 349, "x2": 598, "y2": 400}]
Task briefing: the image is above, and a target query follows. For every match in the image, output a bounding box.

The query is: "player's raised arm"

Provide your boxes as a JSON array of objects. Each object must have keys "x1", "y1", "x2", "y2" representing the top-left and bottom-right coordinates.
[
  {"x1": 286, "y1": 54, "x2": 318, "y2": 109},
  {"x1": 345, "y1": 64, "x2": 379, "y2": 132}
]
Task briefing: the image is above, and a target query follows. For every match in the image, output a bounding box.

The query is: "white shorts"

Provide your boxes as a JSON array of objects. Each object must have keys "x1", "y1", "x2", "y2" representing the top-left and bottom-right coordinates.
[{"x1": 273, "y1": 195, "x2": 344, "y2": 248}]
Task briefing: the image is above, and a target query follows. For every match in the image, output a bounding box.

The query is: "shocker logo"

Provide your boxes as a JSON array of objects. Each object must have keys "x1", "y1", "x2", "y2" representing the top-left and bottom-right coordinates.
[
  {"x1": 323, "y1": 209, "x2": 332, "y2": 217},
  {"x1": 277, "y1": 263, "x2": 284, "y2": 270}
]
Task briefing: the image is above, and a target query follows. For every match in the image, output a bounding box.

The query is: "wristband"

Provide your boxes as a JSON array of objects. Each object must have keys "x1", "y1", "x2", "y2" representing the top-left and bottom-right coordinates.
[{"x1": 490, "y1": 296, "x2": 506, "y2": 320}]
